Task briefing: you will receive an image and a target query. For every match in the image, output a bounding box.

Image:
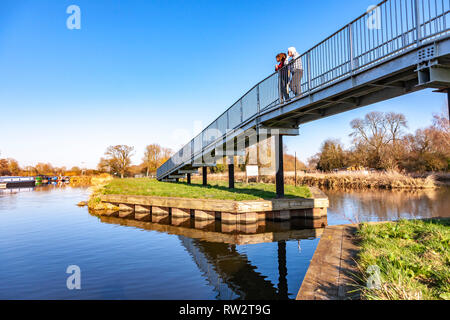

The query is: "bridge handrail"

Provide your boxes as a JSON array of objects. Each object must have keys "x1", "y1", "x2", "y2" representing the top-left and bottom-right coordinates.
[{"x1": 158, "y1": 0, "x2": 450, "y2": 179}]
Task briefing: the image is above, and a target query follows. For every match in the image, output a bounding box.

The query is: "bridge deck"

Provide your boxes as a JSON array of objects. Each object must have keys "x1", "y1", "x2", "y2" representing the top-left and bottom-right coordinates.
[{"x1": 158, "y1": 0, "x2": 450, "y2": 181}]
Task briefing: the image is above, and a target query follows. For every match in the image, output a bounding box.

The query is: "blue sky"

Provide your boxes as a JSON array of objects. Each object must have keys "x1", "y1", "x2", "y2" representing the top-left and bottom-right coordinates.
[{"x1": 0, "y1": 0, "x2": 447, "y2": 169}]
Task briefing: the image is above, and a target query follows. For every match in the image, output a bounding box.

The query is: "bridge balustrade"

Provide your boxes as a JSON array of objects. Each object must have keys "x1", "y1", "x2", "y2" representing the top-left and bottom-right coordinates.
[{"x1": 158, "y1": 0, "x2": 450, "y2": 180}]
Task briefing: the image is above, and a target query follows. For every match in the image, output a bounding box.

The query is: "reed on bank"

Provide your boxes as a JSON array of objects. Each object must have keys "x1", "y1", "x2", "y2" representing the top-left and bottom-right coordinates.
[
  {"x1": 70, "y1": 173, "x2": 114, "y2": 186},
  {"x1": 205, "y1": 170, "x2": 437, "y2": 190}
]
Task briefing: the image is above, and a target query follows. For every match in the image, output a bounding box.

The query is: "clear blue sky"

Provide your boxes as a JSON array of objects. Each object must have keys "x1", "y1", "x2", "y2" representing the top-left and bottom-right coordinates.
[{"x1": 0, "y1": 0, "x2": 447, "y2": 169}]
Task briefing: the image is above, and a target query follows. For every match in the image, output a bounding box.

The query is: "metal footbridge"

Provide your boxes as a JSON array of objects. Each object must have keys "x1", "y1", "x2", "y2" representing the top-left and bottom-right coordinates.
[{"x1": 157, "y1": 0, "x2": 450, "y2": 195}]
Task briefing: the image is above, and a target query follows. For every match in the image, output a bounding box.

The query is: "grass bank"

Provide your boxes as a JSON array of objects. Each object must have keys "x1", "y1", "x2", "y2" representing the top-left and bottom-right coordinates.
[
  {"x1": 101, "y1": 178, "x2": 311, "y2": 201},
  {"x1": 355, "y1": 219, "x2": 450, "y2": 300}
]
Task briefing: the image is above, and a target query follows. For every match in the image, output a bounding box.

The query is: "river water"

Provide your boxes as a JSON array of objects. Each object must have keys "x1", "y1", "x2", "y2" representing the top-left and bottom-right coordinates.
[{"x1": 0, "y1": 185, "x2": 448, "y2": 300}]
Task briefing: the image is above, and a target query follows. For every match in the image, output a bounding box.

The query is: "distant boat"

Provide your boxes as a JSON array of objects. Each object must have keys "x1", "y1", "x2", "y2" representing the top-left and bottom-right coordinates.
[{"x1": 0, "y1": 176, "x2": 35, "y2": 188}]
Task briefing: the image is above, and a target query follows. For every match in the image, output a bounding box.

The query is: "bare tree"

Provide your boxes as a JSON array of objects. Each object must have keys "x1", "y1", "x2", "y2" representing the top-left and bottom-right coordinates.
[
  {"x1": 384, "y1": 112, "x2": 407, "y2": 144},
  {"x1": 105, "y1": 145, "x2": 134, "y2": 178},
  {"x1": 142, "y1": 144, "x2": 162, "y2": 177},
  {"x1": 97, "y1": 157, "x2": 110, "y2": 173},
  {"x1": 142, "y1": 144, "x2": 173, "y2": 177},
  {"x1": 350, "y1": 111, "x2": 408, "y2": 168}
]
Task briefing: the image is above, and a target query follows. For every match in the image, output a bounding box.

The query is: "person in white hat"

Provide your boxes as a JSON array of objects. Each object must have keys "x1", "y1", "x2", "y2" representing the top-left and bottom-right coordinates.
[{"x1": 287, "y1": 47, "x2": 303, "y2": 96}]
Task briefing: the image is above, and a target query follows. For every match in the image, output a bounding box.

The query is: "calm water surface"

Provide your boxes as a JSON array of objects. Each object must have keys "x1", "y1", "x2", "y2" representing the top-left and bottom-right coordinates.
[{"x1": 0, "y1": 185, "x2": 448, "y2": 300}]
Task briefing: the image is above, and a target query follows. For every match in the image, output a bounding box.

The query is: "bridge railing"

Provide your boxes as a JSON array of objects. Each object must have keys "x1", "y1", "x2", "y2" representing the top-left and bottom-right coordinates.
[{"x1": 157, "y1": 0, "x2": 450, "y2": 179}]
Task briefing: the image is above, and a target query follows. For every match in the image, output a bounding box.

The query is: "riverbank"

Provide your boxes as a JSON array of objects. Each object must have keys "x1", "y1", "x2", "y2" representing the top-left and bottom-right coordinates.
[
  {"x1": 355, "y1": 219, "x2": 450, "y2": 300},
  {"x1": 100, "y1": 178, "x2": 311, "y2": 201},
  {"x1": 86, "y1": 179, "x2": 327, "y2": 225},
  {"x1": 77, "y1": 174, "x2": 118, "y2": 211},
  {"x1": 297, "y1": 218, "x2": 450, "y2": 300},
  {"x1": 206, "y1": 171, "x2": 437, "y2": 190}
]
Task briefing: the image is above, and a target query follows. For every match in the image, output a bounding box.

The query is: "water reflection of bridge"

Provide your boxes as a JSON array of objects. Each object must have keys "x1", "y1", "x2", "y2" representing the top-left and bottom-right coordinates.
[
  {"x1": 180, "y1": 237, "x2": 293, "y2": 300},
  {"x1": 96, "y1": 214, "x2": 323, "y2": 299}
]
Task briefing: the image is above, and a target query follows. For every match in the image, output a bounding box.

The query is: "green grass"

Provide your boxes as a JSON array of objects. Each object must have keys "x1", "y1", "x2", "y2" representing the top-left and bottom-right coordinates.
[
  {"x1": 355, "y1": 219, "x2": 450, "y2": 300},
  {"x1": 102, "y1": 178, "x2": 311, "y2": 201}
]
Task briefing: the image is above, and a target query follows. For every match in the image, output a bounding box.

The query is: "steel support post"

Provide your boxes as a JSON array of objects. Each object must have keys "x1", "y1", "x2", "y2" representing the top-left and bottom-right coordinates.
[
  {"x1": 202, "y1": 167, "x2": 207, "y2": 186},
  {"x1": 275, "y1": 134, "x2": 284, "y2": 198},
  {"x1": 228, "y1": 157, "x2": 235, "y2": 189}
]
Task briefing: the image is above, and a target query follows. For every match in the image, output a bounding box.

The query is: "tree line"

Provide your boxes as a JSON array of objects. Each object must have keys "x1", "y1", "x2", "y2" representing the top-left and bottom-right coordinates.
[
  {"x1": 97, "y1": 144, "x2": 173, "y2": 178},
  {"x1": 2, "y1": 111, "x2": 447, "y2": 177},
  {"x1": 0, "y1": 156, "x2": 90, "y2": 177},
  {"x1": 0, "y1": 144, "x2": 173, "y2": 178},
  {"x1": 96, "y1": 143, "x2": 307, "y2": 177},
  {"x1": 308, "y1": 111, "x2": 449, "y2": 172}
]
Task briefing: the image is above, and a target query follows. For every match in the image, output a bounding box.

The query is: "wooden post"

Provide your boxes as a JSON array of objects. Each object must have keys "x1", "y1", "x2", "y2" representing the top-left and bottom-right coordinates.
[
  {"x1": 187, "y1": 173, "x2": 191, "y2": 185},
  {"x1": 228, "y1": 157, "x2": 235, "y2": 189},
  {"x1": 202, "y1": 167, "x2": 207, "y2": 186},
  {"x1": 275, "y1": 134, "x2": 284, "y2": 198}
]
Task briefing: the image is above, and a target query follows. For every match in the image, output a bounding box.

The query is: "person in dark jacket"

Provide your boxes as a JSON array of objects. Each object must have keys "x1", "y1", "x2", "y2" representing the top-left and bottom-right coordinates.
[{"x1": 276, "y1": 53, "x2": 290, "y2": 102}]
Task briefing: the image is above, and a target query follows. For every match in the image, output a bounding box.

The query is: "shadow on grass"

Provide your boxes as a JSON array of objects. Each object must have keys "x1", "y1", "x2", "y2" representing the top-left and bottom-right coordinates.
[
  {"x1": 422, "y1": 217, "x2": 450, "y2": 227},
  {"x1": 174, "y1": 181, "x2": 305, "y2": 200}
]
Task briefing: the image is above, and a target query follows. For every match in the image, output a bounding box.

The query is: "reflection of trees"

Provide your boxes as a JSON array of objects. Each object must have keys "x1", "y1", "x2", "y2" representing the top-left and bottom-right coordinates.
[{"x1": 326, "y1": 188, "x2": 450, "y2": 223}]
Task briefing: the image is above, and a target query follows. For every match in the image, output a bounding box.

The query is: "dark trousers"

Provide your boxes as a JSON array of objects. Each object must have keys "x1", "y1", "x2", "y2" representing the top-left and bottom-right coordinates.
[{"x1": 279, "y1": 69, "x2": 290, "y2": 102}]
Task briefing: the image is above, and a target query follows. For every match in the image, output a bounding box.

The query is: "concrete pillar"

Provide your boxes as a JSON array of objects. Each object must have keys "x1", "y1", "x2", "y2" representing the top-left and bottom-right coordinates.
[
  {"x1": 135, "y1": 213, "x2": 151, "y2": 221},
  {"x1": 194, "y1": 209, "x2": 215, "y2": 221},
  {"x1": 103, "y1": 211, "x2": 119, "y2": 218},
  {"x1": 135, "y1": 205, "x2": 151, "y2": 213},
  {"x1": 257, "y1": 219, "x2": 266, "y2": 228},
  {"x1": 171, "y1": 208, "x2": 191, "y2": 218},
  {"x1": 202, "y1": 167, "x2": 207, "y2": 186},
  {"x1": 118, "y1": 211, "x2": 135, "y2": 219},
  {"x1": 275, "y1": 134, "x2": 285, "y2": 198},
  {"x1": 222, "y1": 212, "x2": 258, "y2": 224},
  {"x1": 152, "y1": 206, "x2": 170, "y2": 215},
  {"x1": 221, "y1": 223, "x2": 237, "y2": 233},
  {"x1": 237, "y1": 223, "x2": 257, "y2": 234},
  {"x1": 119, "y1": 203, "x2": 134, "y2": 212},
  {"x1": 194, "y1": 220, "x2": 215, "y2": 231},
  {"x1": 273, "y1": 210, "x2": 290, "y2": 221},
  {"x1": 171, "y1": 216, "x2": 190, "y2": 226},
  {"x1": 152, "y1": 215, "x2": 169, "y2": 223}
]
